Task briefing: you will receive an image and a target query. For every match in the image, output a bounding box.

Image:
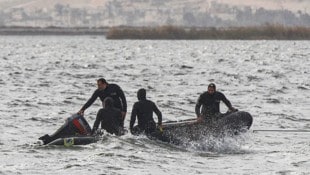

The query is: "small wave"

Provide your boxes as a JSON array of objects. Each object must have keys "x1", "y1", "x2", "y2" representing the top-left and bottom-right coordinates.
[
  {"x1": 283, "y1": 115, "x2": 310, "y2": 122},
  {"x1": 180, "y1": 65, "x2": 194, "y2": 69},
  {"x1": 291, "y1": 160, "x2": 310, "y2": 168},
  {"x1": 297, "y1": 86, "x2": 309, "y2": 90},
  {"x1": 265, "y1": 98, "x2": 281, "y2": 104},
  {"x1": 64, "y1": 164, "x2": 82, "y2": 169},
  {"x1": 37, "y1": 102, "x2": 52, "y2": 106},
  {"x1": 247, "y1": 75, "x2": 263, "y2": 81}
]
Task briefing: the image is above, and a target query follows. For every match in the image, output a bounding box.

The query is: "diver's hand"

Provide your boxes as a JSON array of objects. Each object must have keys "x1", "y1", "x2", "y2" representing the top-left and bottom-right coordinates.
[
  {"x1": 197, "y1": 116, "x2": 204, "y2": 123},
  {"x1": 157, "y1": 124, "x2": 163, "y2": 132},
  {"x1": 121, "y1": 112, "x2": 126, "y2": 119},
  {"x1": 229, "y1": 107, "x2": 238, "y2": 112}
]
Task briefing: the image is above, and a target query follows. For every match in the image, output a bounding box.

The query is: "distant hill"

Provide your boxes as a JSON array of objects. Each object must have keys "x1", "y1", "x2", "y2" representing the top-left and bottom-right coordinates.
[
  {"x1": 0, "y1": 0, "x2": 309, "y2": 12},
  {"x1": 0, "y1": 0, "x2": 108, "y2": 10},
  {"x1": 0, "y1": 0, "x2": 309, "y2": 27}
]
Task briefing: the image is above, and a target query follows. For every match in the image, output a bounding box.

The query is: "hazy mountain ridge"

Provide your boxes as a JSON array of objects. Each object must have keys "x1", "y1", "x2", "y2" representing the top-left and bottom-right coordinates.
[
  {"x1": 1, "y1": 0, "x2": 308, "y2": 12},
  {"x1": 0, "y1": 0, "x2": 309, "y2": 27}
]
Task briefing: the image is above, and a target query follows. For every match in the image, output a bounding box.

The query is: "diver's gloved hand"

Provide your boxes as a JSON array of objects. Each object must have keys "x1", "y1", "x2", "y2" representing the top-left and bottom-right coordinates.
[
  {"x1": 197, "y1": 115, "x2": 205, "y2": 123},
  {"x1": 77, "y1": 109, "x2": 84, "y2": 115},
  {"x1": 157, "y1": 124, "x2": 163, "y2": 133},
  {"x1": 229, "y1": 107, "x2": 238, "y2": 112}
]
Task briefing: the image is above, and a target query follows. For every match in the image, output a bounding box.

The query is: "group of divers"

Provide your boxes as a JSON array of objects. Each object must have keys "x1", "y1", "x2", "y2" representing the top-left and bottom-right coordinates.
[{"x1": 39, "y1": 78, "x2": 252, "y2": 145}]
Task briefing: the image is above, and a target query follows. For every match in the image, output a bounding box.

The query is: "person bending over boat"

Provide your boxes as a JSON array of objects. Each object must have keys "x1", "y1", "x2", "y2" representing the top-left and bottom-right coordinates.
[
  {"x1": 130, "y1": 88, "x2": 163, "y2": 135},
  {"x1": 91, "y1": 97, "x2": 124, "y2": 136},
  {"x1": 195, "y1": 83, "x2": 237, "y2": 122},
  {"x1": 78, "y1": 78, "x2": 127, "y2": 126}
]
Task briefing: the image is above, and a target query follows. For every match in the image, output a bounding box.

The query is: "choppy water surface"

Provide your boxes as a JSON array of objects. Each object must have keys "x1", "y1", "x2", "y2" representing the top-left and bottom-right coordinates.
[{"x1": 0, "y1": 36, "x2": 309, "y2": 174}]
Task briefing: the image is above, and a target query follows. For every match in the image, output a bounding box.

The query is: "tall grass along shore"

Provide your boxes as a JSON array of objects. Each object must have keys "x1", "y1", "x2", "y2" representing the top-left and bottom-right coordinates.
[{"x1": 106, "y1": 25, "x2": 310, "y2": 40}]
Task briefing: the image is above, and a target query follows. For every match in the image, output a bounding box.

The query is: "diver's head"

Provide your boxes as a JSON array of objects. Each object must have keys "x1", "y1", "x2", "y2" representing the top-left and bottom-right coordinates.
[
  {"x1": 103, "y1": 97, "x2": 114, "y2": 108},
  {"x1": 207, "y1": 83, "x2": 216, "y2": 95},
  {"x1": 137, "y1": 88, "x2": 146, "y2": 100},
  {"x1": 97, "y1": 78, "x2": 108, "y2": 90}
]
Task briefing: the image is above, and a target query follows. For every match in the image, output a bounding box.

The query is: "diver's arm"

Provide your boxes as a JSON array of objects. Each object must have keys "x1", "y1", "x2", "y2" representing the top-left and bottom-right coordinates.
[
  {"x1": 79, "y1": 90, "x2": 99, "y2": 114},
  {"x1": 117, "y1": 86, "x2": 127, "y2": 118},
  {"x1": 220, "y1": 92, "x2": 235, "y2": 111},
  {"x1": 153, "y1": 102, "x2": 162, "y2": 126},
  {"x1": 117, "y1": 86, "x2": 127, "y2": 112},
  {"x1": 195, "y1": 94, "x2": 206, "y2": 123},
  {"x1": 195, "y1": 95, "x2": 203, "y2": 117},
  {"x1": 129, "y1": 103, "x2": 137, "y2": 131},
  {"x1": 91, "y1": 110, "x2": 101, "y2": 135}
]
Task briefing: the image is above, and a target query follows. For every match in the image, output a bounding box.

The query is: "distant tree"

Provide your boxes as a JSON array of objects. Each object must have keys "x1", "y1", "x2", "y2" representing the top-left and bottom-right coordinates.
[
  {"x1": 0, "y1": 11, "x2": 4, "y2": 26},
  {"x1": 197, "y1": 12, "x2": 216, "y2": 27},
  {"x1": 300, "y1": 13, "x2": 310, "y2": 26},
  {"x1": 54, "y1": 4, "x2": 64, "y2": 16},
  {"x1": 235, "y1": 7, "x2": 253, "y2": 26},
  {"x1": 281, "y1": 10, "x2": 298, "y2": 26},
  {"x1": 166, "y1": 16, "x2": 175, "y2": 25},
  {"x1": 254, "y1": 8, "x2": 270, "y2": 25},
  {"x1": 183, "y1": 12, "x2": 196, "y2": 26}
]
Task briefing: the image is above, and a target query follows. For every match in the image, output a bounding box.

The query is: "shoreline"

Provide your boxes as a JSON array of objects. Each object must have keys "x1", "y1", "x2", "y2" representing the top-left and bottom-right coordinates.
[
  {"x1": 1, "y1": 25, "x2": 310, "y2": 40},
  {"x1": 0, "y1": 26, "x2": 109, "y2": 35}
]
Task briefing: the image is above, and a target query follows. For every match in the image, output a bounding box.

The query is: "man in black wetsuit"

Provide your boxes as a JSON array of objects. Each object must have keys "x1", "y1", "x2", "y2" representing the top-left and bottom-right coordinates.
[
  {"x1": 78, "y1": 78, "x2": 127, "y2": 126},
  {"x1": 91, "y1": 97, "x2": 124, "y2": 135},
  {"x1": 130, "y1": 88, "x2": 162, "y2": 135},
  {"x1": 195, "y1": 83, "x2": 236, "y2": 122}
]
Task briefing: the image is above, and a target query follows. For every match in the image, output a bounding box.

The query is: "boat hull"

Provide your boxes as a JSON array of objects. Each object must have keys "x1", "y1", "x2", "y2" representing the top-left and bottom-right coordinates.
[
  {"x1": 153, "y1": 111, "x2": 253, "y2": 144},
  {"x1": 48, "y1": 136, "x2": 99, "y2": 146},
  {"x1": 39, "y1": 111, "x2": 253, "y2": 146}
]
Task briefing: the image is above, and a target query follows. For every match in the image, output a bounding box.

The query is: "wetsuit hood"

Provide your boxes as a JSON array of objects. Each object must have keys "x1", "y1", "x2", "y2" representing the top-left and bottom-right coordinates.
[
  {"x1": 207, "y1": 83, "x2": 216, "y2": 96},
  {"x1": 137, "y1": 88, "x2": 146, "y2": 100},
  {"x1": 208, "y1": 83, "x2": 216, "y2": 91}
]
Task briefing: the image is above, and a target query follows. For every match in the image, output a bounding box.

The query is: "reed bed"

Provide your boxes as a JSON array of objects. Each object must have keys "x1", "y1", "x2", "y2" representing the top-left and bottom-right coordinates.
[{"x1": 106, "y1": 25, "x2": 310, "y2": 40}]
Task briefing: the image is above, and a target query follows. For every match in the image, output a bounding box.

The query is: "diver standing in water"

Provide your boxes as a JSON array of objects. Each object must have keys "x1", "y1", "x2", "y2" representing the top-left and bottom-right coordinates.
[
  {"x1": 78, "y1": 78, "x2": 127, "y2": 127},
  {"x1": 195, "y1": 83, "x2": 237, "y2": 122},
  {"x1": 91, "y1": 97, "x2": 124, "y2": 135},
  {"x1": 130, "y1": 88, "x2": 181, "y2": 144},
  {"x1": 130, "y1": 88, "x2": 162, "y2": 135}
]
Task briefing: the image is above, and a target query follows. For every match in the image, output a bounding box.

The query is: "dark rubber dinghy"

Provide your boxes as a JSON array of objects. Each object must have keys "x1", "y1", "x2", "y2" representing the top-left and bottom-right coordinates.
[
  {"x1": 48, "y1": 136, "x2": 99, "y2": 146},
  {"x1": 151, "y1": 111, "x2": 253, "y2": 144},
  {"x1": 38, "y1": 111, "x2": 252, "y2": 146}
]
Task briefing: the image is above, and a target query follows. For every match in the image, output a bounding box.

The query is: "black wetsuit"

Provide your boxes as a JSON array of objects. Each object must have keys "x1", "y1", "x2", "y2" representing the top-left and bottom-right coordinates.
[
  {"x1": 92, "y1": 107, "x2": 123, "y2": 135},
  {"x1": 81, "y1": 83, "x2": 127, "y2": 114},
  {"x1": 195, "y1": 91, "x2": 233, "y2": 118},
  {"x1": 130, "y1": 92, "x2": 162, "y2": 134}
]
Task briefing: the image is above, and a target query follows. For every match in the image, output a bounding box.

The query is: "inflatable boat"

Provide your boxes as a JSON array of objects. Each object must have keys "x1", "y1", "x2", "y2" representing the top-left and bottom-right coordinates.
[
  {"x1": 38, "y1": 111, "x2": 253, "y2": 146},
  {"x1": 156, "y1": 111, "x2": 253, "y2": 144}
]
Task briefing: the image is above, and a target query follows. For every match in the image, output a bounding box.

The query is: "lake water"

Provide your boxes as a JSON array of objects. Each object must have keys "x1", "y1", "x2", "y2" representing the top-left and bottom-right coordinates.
[{"x1": 0, "y1": 36, "x2": 309, "y2": 174}]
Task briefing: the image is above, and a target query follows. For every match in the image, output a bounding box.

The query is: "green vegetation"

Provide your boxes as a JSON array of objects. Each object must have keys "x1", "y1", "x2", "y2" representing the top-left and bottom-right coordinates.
[{"x1": 106, "y1": 25, "x2": 310, "y2": 40}]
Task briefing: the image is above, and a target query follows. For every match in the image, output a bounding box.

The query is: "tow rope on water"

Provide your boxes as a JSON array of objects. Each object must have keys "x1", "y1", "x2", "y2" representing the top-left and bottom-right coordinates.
[{"x1": 253, "y1": 129, "x2": 310, "y2": 133}]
